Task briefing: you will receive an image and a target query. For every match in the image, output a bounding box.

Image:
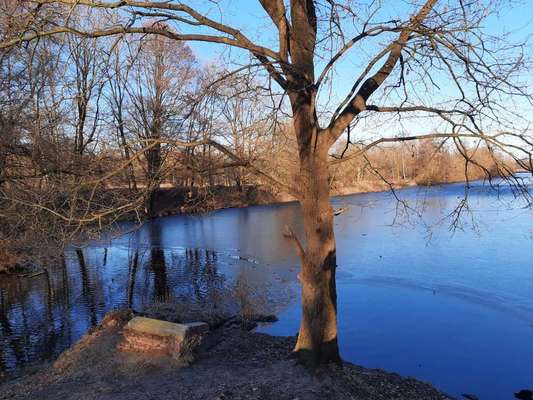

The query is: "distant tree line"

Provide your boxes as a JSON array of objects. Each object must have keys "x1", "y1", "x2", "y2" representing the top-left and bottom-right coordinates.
[
  {"x1": 0, "y1": 24, "x2": 524, "y2": 270},
  {"x1": 1, "y1": 0, "x2": 532, "y2": 365}
]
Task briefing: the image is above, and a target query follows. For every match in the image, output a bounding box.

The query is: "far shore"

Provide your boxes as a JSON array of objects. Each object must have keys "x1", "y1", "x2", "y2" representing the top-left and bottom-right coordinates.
[
  {"x1": 0, "y1": 174, "x2": 515, "y2": 276},
  {"x1": 152, "y1": 175, "x2": 502, "y2": 217}
]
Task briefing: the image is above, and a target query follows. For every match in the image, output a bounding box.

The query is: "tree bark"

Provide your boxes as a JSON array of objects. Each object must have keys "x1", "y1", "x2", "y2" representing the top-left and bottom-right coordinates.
[
  {"x1": 291, "y1": 93, "x2": 341, "y2": 366},
  {"x1": 145, "y1": 142, "x2": 161, "y2": 217},
  {"x1": 75, "y1": 95, "x2": 88, "y2": 155},
  {"x1": 116, "y1": 109, "x2": 137, "y2": 191},
  {"x1": 0, "y1": 146, "x2": 5, "y2": 188}
]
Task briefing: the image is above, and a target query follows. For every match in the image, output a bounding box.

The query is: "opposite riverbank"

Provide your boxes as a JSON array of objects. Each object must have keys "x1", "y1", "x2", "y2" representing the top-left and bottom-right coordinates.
[
  {"x1": 0, "y1": 307, "x2": 453, "y2": 400},
  {"x1": 151, "y1": 179, "x2": 419, "y2": 216},
  {"x1": 0, "y1": 174, "x2": 511, "y2": 275},
  {"x1": 151, "y1": 172, "x2": 519, "y2": 217}
]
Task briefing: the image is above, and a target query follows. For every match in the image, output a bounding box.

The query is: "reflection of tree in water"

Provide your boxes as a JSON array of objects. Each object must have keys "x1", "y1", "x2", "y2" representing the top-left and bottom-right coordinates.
[
  {"x1": 149, "y1": 247, "x2": 169, "y2": 302},
  {"x1": 0, "y1": 240, "x2": 228, "y2": 373},
  {"x1": 0, "y1": 288, "x2": 25, "y2": 372},
  {"x1": 145, "y1": 221, "x2": 169, "y2": 302},
  {"x1": 0, "y1": 251, "x2": 79, "y2": 374},
  {"x1": 40, "y1": 268, "x2": 59, "y2": 361},
  {"x1": 129, "y1": 245, "x2": 226, "y2": 310},
  {"x1": 127, "y1": 251, "x2": 139, "y2": 308},
  {"x1": 59, "y1": 254, "x2": 73, "y2": 347},
  {"x1": 181, "y1": 248, "x2": 225, "y2": 306},
  {"x1": 76, "y1": 249, "x2": 98, "y2": 327}
]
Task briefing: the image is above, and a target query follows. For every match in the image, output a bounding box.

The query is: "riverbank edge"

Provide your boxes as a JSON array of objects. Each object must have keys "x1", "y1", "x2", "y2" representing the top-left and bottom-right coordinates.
[
  {"x1": 0, "y1": 177, "x2": 485, "y2": 276},
  {"x1": 0, "y1": 308, "x2": 454, "y2": 400},
  {"x1": 154, "y1": 179, "x2": 424, "y2": 217},
  {"x1": 154, "y1": 174, "x2": 503, "y2": 217}
]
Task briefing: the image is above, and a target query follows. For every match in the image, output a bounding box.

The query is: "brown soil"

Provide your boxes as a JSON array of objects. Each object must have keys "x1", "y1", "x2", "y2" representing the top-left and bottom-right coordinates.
[{"x1": 0, "y1": 309, "x2": 453, "y2": 400}]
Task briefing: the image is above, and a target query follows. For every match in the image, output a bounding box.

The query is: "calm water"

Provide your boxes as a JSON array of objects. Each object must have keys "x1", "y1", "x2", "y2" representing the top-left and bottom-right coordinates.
[{"x1": 1, "y1": 178, "x2": 532, "y2": 399}]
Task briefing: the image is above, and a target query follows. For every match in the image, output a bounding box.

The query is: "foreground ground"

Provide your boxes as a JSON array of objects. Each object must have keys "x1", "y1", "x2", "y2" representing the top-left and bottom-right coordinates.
[{"x1": 0, "y1": 307, "x2": 453, "y2": 400}]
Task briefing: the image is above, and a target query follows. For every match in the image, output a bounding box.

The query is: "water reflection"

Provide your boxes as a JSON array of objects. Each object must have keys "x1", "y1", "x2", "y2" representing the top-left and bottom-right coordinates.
[
  {"x1": 127, "y1": 251, "x2": 138, "y2": 309},
  {"x1": 150, "y1": 248, "x2": 168, "y2": 302},
  {"x1": 0, "y1": 244, "x2": 268, "y2": 375},
  {"x1": 76, "y1": 249, "x2": 98, "y2": 327},
  {"x1": 0, "y1": 178, "x2": 532, "y2": 399}
]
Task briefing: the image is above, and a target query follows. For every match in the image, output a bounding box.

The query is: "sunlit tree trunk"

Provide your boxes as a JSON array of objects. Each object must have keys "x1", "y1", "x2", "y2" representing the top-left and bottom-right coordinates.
[
  {"x1": 116, "y1": 107, "x2": 137, "y2": 191},
  {"x1": 0, "y1": 147, "x2": 5, "y2": 187},
  {"x1": 290, "y1": 93, "x2": 341, "y2": 365},
  {"x1": 145, "y1": 138, "x2": 161, "y2": 217}
]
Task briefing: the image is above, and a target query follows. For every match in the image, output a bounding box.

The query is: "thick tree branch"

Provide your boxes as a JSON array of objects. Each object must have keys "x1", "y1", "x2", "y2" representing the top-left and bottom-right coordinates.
[
  {"x1": 0, "y1": 25, "x2": 272, "y2": 58},
  {"x1": 326, "y1": 0, "x2": 438, "y2": 144},
  {"x1": 259, "y1": 0, "x2": 291, "y2": 63},
  {"x1": 316, "y1": 25, "x2": 400, "y2": 88}
]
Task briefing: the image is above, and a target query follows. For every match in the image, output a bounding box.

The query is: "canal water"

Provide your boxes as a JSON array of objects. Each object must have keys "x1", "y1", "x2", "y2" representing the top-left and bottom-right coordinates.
[{"x1": 1, "y1": 177, "x2": 532, "y2": 399}]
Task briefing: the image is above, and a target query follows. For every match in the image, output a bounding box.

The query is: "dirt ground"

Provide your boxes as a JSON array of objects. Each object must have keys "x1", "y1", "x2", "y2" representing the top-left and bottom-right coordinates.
[{"x1": 0, "y1": 309, "x2": 453, "y2": 400}]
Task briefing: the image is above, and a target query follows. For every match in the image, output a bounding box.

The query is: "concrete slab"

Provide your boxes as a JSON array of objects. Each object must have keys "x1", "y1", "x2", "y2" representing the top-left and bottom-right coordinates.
[{"x1": 119, "y1": 317, "x2": 209, "y2": 359}]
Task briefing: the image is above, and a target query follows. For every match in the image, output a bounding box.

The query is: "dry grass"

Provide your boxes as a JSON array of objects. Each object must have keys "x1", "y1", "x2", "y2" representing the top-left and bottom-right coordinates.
[
  {"x1": 142, "y1": 302, "x2": 230, "y2": 329},
  {"x1": 230, "y1": 272, "x2": 270, "y2": 320},
  {"x1": 142, "y1": 277, "x2": 271, "y2": 327}
]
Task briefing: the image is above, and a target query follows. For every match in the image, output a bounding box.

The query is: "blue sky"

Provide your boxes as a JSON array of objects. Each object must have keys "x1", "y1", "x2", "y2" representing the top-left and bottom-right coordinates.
[
  {"x1": 178, "y1": 1, "x2": 533, "y2": 142},
  {"x1": 189, "y1": 0, "x2": 533, "y2": 63}
]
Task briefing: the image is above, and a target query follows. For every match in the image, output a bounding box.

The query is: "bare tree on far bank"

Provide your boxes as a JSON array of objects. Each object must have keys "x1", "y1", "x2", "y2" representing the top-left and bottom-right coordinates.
[
  {"x1": 1, "y1": 0, "x2": 532, "y2": 365},
  {"x1": 124, "y1": 26, "x2": 199, "y2": 216}
]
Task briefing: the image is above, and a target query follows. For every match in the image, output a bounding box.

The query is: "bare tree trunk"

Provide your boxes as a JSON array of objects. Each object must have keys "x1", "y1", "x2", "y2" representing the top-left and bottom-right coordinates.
[
  {"x1": 294, "y1": 155, "x2": 340, "y2": 365},
  {"x1": 116, "y1": 112, "x2": 137, "y2": 191},
  {"x1": 235, "y1": 171, "x2": 243, "y2": 192},
  {"x1": 144, "y1": 86, "x2": 163, "y2": 217},
  {"x1": 0, "y1": 147, "x2": 5, "y2": 188},
  {"x1": 145, "y1": 141, "x2": 161, "y2": 217},
  {"x1": 291, "y1": 100, "x2": 341, "y2": 366},
  {"x1": 75, "y1": 97, "x2": 87, "y2": 155},
  {"x1": 127, "y1": 251, "x2": 139, "y2": 308}
]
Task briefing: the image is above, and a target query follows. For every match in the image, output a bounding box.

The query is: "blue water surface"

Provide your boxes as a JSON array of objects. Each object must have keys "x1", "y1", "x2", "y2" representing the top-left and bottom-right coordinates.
[{"x1": 1, "y1": 178, "x2": 532, "y2": 399}]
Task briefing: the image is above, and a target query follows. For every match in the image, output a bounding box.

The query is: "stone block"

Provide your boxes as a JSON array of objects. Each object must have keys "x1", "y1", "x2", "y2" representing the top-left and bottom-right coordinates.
[{"x1": 119, "y1": 317, "x2": 208, "y2": 359}]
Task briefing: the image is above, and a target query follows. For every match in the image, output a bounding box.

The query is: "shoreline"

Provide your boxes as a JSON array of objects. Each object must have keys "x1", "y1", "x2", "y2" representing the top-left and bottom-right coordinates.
[
  {"x1": 154, "y1": 177, "x2": 488, "y2": 217},
  {"x1": 0, "y1": 307, "x2": 453, "y2": 400},
  {"x1": 0, "y1": 176, "x2": 504, "y2": 276},
  {"x1": 161, "y1": 170, "x2": 533, "y2": 217}
]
